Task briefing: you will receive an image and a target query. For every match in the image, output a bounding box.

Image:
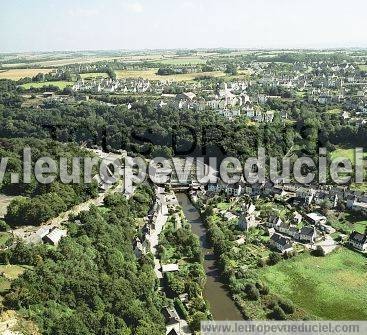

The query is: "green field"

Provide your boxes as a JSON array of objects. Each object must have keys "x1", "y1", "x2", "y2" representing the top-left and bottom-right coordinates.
[
  {"x1": 330, "y1": 147, "x2": 367, "y2": 165},
  {"x1": 260, "y1": 248, "x2": 367, "y2": 320},
  {"x1": 0, "y1": 265, "x2": 30, "y2": 294},
  {"x1": 326, "y1": 108, "x2": 342, "y2": 115},
  {"x1": 358, "y1": 64, "x2": 367, "y2": 71},
  {"x1": 20, "y1": 81, "x2": 74, "y2": 90},
  {"x1": 333, "y1": 212, "x2": 367, "y2": 234},
  {"x1": 80, "y1": 72, "x2": 109, "y2": 79},
  {"x1": 217, "y1": 202, "x2": 231, "y2": 210},
  {"x1": 158, "y1": 57, "x2": 207, "y2": 65},
  {"x1": 116, "y1": 69, "x2": 226, "y2": 82}
]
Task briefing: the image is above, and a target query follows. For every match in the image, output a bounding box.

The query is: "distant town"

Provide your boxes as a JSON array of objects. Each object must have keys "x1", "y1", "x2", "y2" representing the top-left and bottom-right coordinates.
[{"x1": 0, "y1": 48, "x2": 367, "y2": 334}]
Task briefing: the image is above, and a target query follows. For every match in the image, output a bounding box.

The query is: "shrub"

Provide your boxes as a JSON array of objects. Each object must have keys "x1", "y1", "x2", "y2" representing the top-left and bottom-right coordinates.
[
  {"x1": 278, "y1": 298, "x2": 295, "y2": 314},
  {"x1": 268, "y1": 252, "x2": 282, "y2": 265},
  {"x1": 245, "y1": 283, "x2": 260, "y2": 300},
  {"x1": 0, "y1": 220, "x2": 10, "y2": 232},
  {"x1": 257, "y1": 258, "x2": 266, "y2": 267},
  {"x1": 271, "y1": 304, "x2": 287, "y2": 320},
  {"x1": 174, "y1": 298, "x2": 188, "y2": 319},
  {"x1": 256, "y1": 281, "x2": 269, "y2": 295},
  {"x1": 312, "y1": 245, "x2": 326, "y2": 257}
]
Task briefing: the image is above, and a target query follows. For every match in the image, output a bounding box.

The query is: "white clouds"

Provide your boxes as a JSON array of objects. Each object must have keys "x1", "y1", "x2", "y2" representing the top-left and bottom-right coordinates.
[
  {"x1": 127, "y1": 2, "x2": 144, "y2": 13},
  {"x1": 181, "y1": 1, "x2": 195, "y2": 9},
  {"x1": 68, "y1": 8, "x2": 100, "y2": 18}
]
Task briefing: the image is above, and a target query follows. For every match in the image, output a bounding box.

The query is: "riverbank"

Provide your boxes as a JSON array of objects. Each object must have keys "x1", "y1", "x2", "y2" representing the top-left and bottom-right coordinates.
[{"x1": 176, "y1": 193, "x2": 243, "y2": 321}]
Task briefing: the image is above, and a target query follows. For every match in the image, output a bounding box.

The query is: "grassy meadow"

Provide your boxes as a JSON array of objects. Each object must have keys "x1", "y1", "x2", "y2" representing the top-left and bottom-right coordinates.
[
  {"x1": 330, "y1": 147, "x2": 367, "y2": 165},
  {"x1": 80, "y1": 72, "x2": 109, "y2": 79},
  {"x1": 158, "y1": 57, "x2": 207, "y2": 65},
  {"x1": 116, "y1": 69, "x2": 226, "y2": 81},
  {"x1": 20, "y1": 81, "x2": 74, "y2": 90},
  {"x1": 260, "y1": 248, "x2": 367, "y2": 320}
]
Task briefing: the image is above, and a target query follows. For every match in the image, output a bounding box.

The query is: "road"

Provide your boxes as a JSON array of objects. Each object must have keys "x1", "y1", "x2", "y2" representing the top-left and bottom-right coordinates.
[
  {"x1": 148, "y1": 188, "x2": 191, "y2": 335},
  {"x1": 12, "y1": 181, "x2": 124, "y2": 244}
]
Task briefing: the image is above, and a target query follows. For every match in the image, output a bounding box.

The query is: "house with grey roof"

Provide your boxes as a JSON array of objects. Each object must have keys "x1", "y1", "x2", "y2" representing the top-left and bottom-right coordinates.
[
  {"x1": 349, "y1": 231, "x2": 367, "y2": 252},
  {"x1": 299, "y1": 226, "x2": 316, "y2": 243},
  {"x1": 42, "y1": 227, "x2": 67, "y2": 246},
  {"x1": 269, "y1": 233, "x2": 293, "y2": 254}
]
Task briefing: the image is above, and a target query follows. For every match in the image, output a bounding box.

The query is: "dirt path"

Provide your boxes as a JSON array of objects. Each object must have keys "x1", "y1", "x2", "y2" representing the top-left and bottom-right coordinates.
[{"x1": 12, "y1": 182, "x2": 124, "y2": 244}]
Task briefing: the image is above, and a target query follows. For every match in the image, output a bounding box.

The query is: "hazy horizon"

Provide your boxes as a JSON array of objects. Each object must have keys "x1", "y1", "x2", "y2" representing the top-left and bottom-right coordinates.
[{"x1": 1, "y1": 0, "x2": 367, "y2": 53}]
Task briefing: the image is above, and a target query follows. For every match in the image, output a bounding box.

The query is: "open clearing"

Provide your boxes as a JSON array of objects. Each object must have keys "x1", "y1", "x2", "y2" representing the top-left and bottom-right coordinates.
[
  {"x1": 20, "y1": 81, "x2": 74, "y2": 90},
  {"x1": 333, "y1": 211, "x2": 367, "y2": 234},
  {"x1": 260, "y1": 248, "x2": 367, "y2": 320},
  {"x1": 330, "y1": 147, "x2": 367, "y2": 165},
  {"x1": 0, "y1": 69, "x2": 52, "y2": 80},
  {"x1": 116, "y1": 69, "x2": 225, "y2": 81},
  {"x1": 80, "y1": 72, "x2": 109, "y2": 79},
  {"x1": 0, "y1": 265, "x2": 30, "y2": 295}
]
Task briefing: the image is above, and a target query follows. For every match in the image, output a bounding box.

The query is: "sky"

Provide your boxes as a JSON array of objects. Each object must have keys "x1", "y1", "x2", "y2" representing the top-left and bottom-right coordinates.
[{"x1": 1, "y1": 0, "x2": 367, "y2": 53}]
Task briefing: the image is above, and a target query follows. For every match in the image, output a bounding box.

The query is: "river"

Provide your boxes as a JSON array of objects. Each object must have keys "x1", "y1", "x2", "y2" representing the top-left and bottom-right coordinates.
[{"x1": 176, "y1": 193, "x2": 243, "y2": 321}]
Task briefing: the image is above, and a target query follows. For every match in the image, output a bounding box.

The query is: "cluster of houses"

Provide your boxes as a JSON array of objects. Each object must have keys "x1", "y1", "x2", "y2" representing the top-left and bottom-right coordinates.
[
  {"x1": 248, "y1": 59, "x2": 367, "y2": 119},
  {"x1": 133, "y1": 191, "x2": 168, "y2": 259},
  {"x1": 237, "y1": 202, "x2": 324, "y2": 253},
  {"x1": 206, "y1": 179, "x2": 367, "y2": 253},
  {"x1": 72, "y1": 78, "x2": 153, "y2": 94},
  {"x1": 63, "y1": 56, "x2": 367, "y2": 128},
  {"x1": 207, "y1": 179, "x2": 367, "y2": 215}
]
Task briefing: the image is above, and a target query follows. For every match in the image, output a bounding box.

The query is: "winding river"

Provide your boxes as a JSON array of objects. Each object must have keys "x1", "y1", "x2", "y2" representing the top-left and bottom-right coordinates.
[{"x1": 176, "y1": 193, "x2": 243, "y2": 321}]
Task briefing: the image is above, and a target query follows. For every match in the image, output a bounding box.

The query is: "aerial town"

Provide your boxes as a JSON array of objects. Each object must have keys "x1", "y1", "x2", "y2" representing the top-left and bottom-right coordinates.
[
  {"x1": 1, "y1": 1, "x2": 367, "y2": 334},
  {"x1": 0, "y1": 47, "x2": 366, "y2": 334}
]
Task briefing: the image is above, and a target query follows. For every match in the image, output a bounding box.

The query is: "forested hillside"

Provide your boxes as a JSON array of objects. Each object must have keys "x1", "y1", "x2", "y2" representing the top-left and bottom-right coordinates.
[{"x1": 1, "y1": 189, "x2": 165, "y2": 335}]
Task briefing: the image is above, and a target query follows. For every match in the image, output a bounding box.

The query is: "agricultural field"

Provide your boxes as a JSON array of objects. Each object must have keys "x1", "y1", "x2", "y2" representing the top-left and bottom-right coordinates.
[
  {"x1": 260, "y1": 248, "x2": 367, "y2": 320},
  {"x1": 80, "y1": 72, "x2": 109, "y2": 79},
  {"x1": 116, "y1": 69, "x2": 226, "y2": 81},
  {"x1": 5, "y1": 54, "x2": 170, "y2": 68},
  {"x1": 350, "y1": 182, "x2": 367, "y2": 192},
  {"x1": 20, "y1": 81, "x2": 74, "y2": 90},
  {"x1": 0, "y1": 68, "x2": 52, "y2": 80},
  {"x1": 158, "y1": 57, "x2": 207, "y2": 65}
]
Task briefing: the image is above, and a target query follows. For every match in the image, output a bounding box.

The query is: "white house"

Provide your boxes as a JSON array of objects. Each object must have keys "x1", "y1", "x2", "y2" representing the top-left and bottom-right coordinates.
[
  {"x1": 269, "y1": 233, "x2": 294, "y2": 253},
  {"x1": 349, "y1": 231, "x2": 367, "y2": 252},
  {"x1": 299, "y1": 226, "x2": 316, "y2": 243},
  {"x1": 306, "y1": 212, "x2": 327, "y2": 225},
  {"x1": 346, "y1": 198, "x2": 367, "y2": 215},
  {"x1": 42, "y1": 228, "x2": 67, "y2": 246},
  {"x1": 238, "y1": 214, "x2": 257, "y2": 231},
  {"x1": 162, "y1": 264, "x2": 179, "y2": 273}
]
